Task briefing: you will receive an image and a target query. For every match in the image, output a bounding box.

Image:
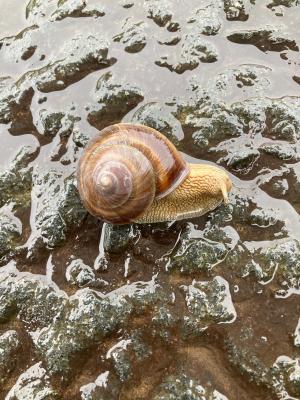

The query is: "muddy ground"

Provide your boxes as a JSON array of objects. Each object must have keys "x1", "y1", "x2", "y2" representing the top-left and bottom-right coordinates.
[{"x1": 0, "y1": 0, "x2": 299, "y2": 399}]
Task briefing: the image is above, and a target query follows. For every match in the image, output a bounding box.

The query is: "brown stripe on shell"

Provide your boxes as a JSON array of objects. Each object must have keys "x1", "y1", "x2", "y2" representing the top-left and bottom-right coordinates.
[
  {"x1": 89, "y1": 123, "x2": 189, "y2": 199},
  {"x1": 77, "y1": 144, "x2": 156, "y2": 224}
]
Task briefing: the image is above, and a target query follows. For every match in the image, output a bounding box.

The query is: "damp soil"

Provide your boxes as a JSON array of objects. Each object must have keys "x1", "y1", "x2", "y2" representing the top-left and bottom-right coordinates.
[{"x1": 0, "y1": 0, "x2": 300, "y2": 399}]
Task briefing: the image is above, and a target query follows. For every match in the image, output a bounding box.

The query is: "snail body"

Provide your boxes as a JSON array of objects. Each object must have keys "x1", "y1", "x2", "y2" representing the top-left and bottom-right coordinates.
[{"x1": 77, "y1": 123, "x2": 232, "y2": 224}]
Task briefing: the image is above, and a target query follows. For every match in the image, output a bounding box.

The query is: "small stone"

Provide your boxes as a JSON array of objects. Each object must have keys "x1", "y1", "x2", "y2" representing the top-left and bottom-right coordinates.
[
  {"x1": 132, "y1": 102, "x2": 183, "y2": 146},
  {"x1": 103, "y1": 224, "x2": 140, "y2": 254},
  {"x1": 87, "y1": 72, "x2": 143, "y2": 130},
  {"x1": 188, "y1": 2, "x2": 222, "y2": 35},
  {"x1": 34, "y1": 33, "x2": 115, "y2": 92},
  {"x1": 107, "y1": 334, "x2": 152, "y2": 382},
  {"x1": 0, "y1": 207, "x2": 22, "y2": 258},
  {"x1": 224, "y1": 0, "x2": 250, "y2": 21},
  {"x1": 154, "y1": 373, "x2": 229, "y2": 399},
  {"x1": 249, "y1": 208, "x2": 278, "y2": 227},
  {"x1": 27, "y1": 168, "x2": 86, "y2": 250},
  {"x1": 51, "y1": 0, "x2": 105, "y2": 21},
  {"x1": 66, "y1": 259, "x2": 96, "y2": 287},
  {"x1": 0, "y1": 330, "x2": 21, "y2": 385},
  {"x1": 145, "y1": 0, "x2": 173, "y2": 27},
  {"x1": 227, "y1": 25, "x2": 299, "y2": 52},
  {"x1": 80, "y1": 371, "x2": 120, "y2": 400},
  {"x1": 181, "y1": 276, "x2": 236, "y2": 337},
  {"x1": 169, "y1": 238, "x2": 228, "y2": 274},
  {"x1": 156, "y1": 33, "x2": 218, "y2": 74},
  {"x1": 35, "y1": 108, "x2": 80, "y2": 138},
  {"x1": 5, "y1": 362, "x2": 59, "y2": 400},
  {"x1": 272, "y1": 356, "x2": 300, "y2": 398},
  {"x1": 0, "y1": 145, "x2": 36, "y2": 209},
  {"x1": 113, "y1": 19, "x2": 147, "y2": 53}
]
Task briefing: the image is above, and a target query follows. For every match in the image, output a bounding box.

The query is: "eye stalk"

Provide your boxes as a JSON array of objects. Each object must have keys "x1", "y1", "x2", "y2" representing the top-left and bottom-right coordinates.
[{"x1": 221, "y1": 175, "x2": 233, "y2": 204}]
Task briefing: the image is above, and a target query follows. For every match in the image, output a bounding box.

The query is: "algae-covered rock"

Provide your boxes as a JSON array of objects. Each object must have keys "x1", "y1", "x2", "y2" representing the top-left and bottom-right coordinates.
[
  {"x1": 260, "y1": 142, "x2": 299, "y2": 161},
  {"x1": 87, "y1": 72, "x2": 144, "y2": 130},
  {"x1": 238, "y1": 237, "x2": 300, "y2": 297},
  {"x1": 0, "y1": 32, "x2": 114, "y2": 102},
  {"x1": 35, "y1": 290, "x2": 127, "y2": 375},
  {"x1": 267, "y1": 0, "x2": 300, "y2": 8},
  {"x1": 0, "y1": 268, "x2": 146, "y2": 378},
  {"x1": 0, "y1": 78, "x2": 34, "y2": 127},
  {"x1": 0, "y1": 145, "x2": 35, "y2": 209},
  {"x1": 114, "y1": 19, "x2": 147, "y2": 53},
  {"x1": 65, "y1": 258, "x2": 108, "y2": 288},
  {"x1": 211, "y1": 64, "x2": 271, "y2": 96},
  {"x1": 217, "y1": 96, "x2": 300, "y2": 172},
  {"x1": 80, "y1": 371, "x2": 120, "y2": 400},
  {"x1": 132, "y1": 102, "x2": 183, "y2": 146},
  {"x1": 0, "y1": 330, "x2": 21, "y2": 385},
  {"x1": 35, "y1": 108, "x2": 80, "y2": 138},
  {"x1": 219, "y1": 143, "x2": 260, "y2": 172},
  {"x1": 0, "y1": 268, "x2": 67, "y2": 327},
  {"x1": 223, "y1": 0, "x2": 251, "y2": 21},
  {"x1": 263, "y1": 97, "x2": 300, "y2": 142},
  {"x1": 208, "y1": 188, "x2": 250, "y2": 225},
  {"x1": 119, "y1": 0, "x2": 134, "y2": 8},
  {"x1": 203, "y1": 224, "x2": 240, "y2": 250},
  {"x1": 27, "y1": 0, "x2": 105, "y2": 23},
  {"x1": 249, "y1": 208, "x2": 279, "y2": 228},
  {"x1": 51, "y1": 0, "x2": 105, "y2": 21},
  {"x1": 0, "y1": 32, "x2": 115, "y2": 125},
  {"x1": 34, "y1": 34, "x2": 115, "y2": 93},
  {"x1": 172, "y1": 79, "x2": 243, "y2": 153},
  {"x1": 0, "y1": 25, "x2": 39, "y2": 63},
  {"x1": 34, "y1": 278, "x2": 170, "y2": 375},
  {"x1": 107, "y1": 333, "x2": 152, "y2": 382},
  {"x1": 26, "y1": 0, "x2": 56, "y2": 23},
  {"x1": 254, "y1": 239, "x2": 300, "y2": 295},
  {"x1": 72, "y1": 128, "x2": 90, "y2": 149},
  {"x1": 5, "y1": 362, "x2": 59, "y2": 400},
  {"x1": 151, "y1": 305, "x2": 178, "y2": 342},
  {"x1": 181, "y1": 276, "x2": 236, "y2": 337},
  {"x1": 169, "y1": 238, "x2": 228, "y2": 274},
  {"x1": 145, "y1": 0, "x2": 173, "y2": 27},
  {"x1": 28, "y1": 168, "x2": 86, "y2": 250},
  {"x1": 227, "y1": 25, "x2": 299, "y2": 52},
  {"x1": 103, "y1": 224, "x2": 140, "y2": 254},
  {"x1": 191, "y1": 108, "x2": 242, "y2": 151},
  {"x1": 156, "y1": 33, "x2": 218, "y2": 73},
  {"x1": 272, "y1": 356, "x2": 300, "y2": 398},
  {"x1": 66, "y1": 259, "x2": 96, "y2": 287},
  {"x1": 0, "y1": 207, "x2": 22, "y2": 258},
  {"x1": 153, "y1": 374, "x2": 229, "y2": 399},
  {"x1": 188, "y1": 1, "x2": 222, "y2": 35},
  {"x1": 224, "y1": 334, "x2": 300, "y2": 399},
  {"x1": 226, "y1": 339, "x2": 270, "y2": 387},
  {"x1": 257, "y1": 168, "x2": 290, "y2": 197}
]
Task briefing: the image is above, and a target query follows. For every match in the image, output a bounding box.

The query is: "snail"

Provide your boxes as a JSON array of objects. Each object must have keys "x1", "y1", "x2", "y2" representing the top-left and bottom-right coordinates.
[{"x1": 77, "y1": 123, "x2": 232, "y2": 224}]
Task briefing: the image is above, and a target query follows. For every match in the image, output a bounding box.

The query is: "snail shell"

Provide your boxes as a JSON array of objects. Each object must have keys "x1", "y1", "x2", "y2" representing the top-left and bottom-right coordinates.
[{"x1": 77, "y1": 123, "x2": 189, "y2": 224}]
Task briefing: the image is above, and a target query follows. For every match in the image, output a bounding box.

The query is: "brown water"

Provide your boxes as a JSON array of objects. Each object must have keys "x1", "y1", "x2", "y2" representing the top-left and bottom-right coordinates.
[{"x1": 0, "y1": 0, "x2": 300, "y2": 399}]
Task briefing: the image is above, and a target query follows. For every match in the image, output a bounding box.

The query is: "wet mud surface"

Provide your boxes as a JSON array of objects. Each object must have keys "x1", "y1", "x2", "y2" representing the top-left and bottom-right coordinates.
[{"x1": 0, "y1": 0, "x2": 300, "y2": 399}]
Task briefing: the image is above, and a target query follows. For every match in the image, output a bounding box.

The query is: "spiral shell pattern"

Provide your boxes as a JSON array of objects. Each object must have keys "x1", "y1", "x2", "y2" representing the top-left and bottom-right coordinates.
[{"x1": 77, "y1": 123, "x2": 189, "y2": 224}]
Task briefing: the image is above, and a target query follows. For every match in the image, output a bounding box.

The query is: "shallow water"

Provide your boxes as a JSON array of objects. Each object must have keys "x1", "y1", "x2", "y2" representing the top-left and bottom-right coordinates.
[{"x1": 0, "y1": 0, "x2": 300, "y2": 399}]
